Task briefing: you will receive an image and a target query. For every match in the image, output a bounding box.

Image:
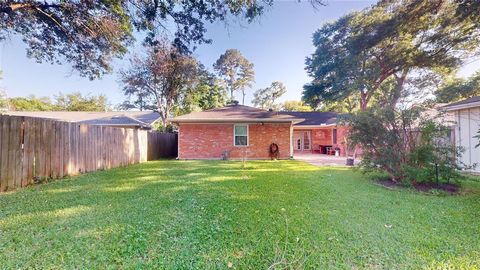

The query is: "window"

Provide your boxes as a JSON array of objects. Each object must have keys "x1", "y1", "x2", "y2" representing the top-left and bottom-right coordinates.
[
  {"x1": 234, "y1": 124, "x2": 248, "y2": 146},
  {"x1": 332, "y1": 129, "x2": 337, "y2": 144}
]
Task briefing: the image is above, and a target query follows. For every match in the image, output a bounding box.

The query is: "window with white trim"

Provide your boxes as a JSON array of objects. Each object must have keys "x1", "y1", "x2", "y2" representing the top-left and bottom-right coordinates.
[{"x1": 234, "y1": 124, "x2": 248, "y2": 146}]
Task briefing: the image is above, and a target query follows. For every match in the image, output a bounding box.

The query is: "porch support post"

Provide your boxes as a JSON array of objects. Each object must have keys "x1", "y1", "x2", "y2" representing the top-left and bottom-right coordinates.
[{"x1": 290, "y1": 123, "x2": 294, "y2": 159}]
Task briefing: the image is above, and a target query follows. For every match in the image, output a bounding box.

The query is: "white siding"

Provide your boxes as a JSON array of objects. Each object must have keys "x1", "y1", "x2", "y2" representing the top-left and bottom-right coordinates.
[
  {"x1": 455, "y1": 107, "x2": 480, "y2": 172},
  {"x1": 470, "y1": 107, "x2": 480, "y2": 170}
]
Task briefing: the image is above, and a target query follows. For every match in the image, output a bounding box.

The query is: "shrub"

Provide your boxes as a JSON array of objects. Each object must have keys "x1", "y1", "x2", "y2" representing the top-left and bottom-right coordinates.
[{"x1": 345, "y1": 106, "x2": 465, "y2": 184}]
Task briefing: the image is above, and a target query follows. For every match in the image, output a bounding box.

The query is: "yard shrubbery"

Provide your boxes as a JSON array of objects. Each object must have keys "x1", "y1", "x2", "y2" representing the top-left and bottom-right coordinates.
[{"x1": 346, "y1": 106, "x2": 467, "y2": 187}]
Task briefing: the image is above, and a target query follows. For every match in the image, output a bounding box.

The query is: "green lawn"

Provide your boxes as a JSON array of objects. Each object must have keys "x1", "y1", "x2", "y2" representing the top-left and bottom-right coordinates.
[{"x1": 1, "y1": 160, "x2": 479, "y2": 269}]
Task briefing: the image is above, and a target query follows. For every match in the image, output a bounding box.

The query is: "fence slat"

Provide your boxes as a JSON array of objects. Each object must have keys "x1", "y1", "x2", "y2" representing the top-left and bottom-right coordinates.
[{"x1": 0, "y1": 116, "x2": 10, "y2": 191}]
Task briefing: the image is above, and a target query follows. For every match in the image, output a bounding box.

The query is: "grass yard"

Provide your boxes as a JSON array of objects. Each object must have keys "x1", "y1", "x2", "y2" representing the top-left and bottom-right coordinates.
[{"x1": 1, "y1": 160, "x2": 480, "y2": 269}]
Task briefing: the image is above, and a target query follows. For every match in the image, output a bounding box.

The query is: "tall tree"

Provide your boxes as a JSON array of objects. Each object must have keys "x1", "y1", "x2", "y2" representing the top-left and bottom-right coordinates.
[
  {"x1": 303, "y1": 0, "x2": 480, "y2": 110},
  {"x1": 1, "y1": 1, "x2": 326, "y2": 79},
  {"x1": 252, "y1": 81, "x2": 286, "y2": 110},
  {"x1": 120, "y1": 42, "x2": 200, "y2": 128},
  {"x1": 213, "y1": 49, "x2": 255, "y2": 105}
]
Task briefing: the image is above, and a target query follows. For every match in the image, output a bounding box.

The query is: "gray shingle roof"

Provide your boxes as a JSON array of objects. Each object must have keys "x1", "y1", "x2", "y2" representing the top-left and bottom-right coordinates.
[
  {"x1": 279, "y1": 111, "x2": 339, "y2": 126},
  {"x1": 79, "y1": 115, "x2": 150, "y2": 127},
  {"x1": 2, "y1": 111, "x2": 161, "y2": 128},
  {"x1": 169, "y1": 105, "x2": 341, "y2": 126},
  {"x1": 169, "y1": 105, "x2": 303, "y2": 123}
]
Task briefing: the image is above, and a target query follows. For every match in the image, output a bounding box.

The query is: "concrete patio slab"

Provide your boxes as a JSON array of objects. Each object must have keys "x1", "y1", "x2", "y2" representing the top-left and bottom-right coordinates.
[{"x1": 293, "y1": 152, "x2": 360, "y2": 167}]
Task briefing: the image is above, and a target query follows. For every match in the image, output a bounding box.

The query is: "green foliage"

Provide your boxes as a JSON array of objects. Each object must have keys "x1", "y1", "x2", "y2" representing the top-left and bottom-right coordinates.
[
  {"x1": 54, "y1": 92, "x2": 108, "y2": 111},
  {"x1": 8, "y1": 95, "x2": 56, "y2": 111},
  {"x1": 281, "y1": 100, "x2": 312, "y2": 112},
  {"x1": 177, "y1": 71, "x2": 227, "y2": 114},
  {"x1": 403, "y1": 120, "x2": 464, "y2": 184},
  {"x1": 8, "y1": 92, "x2": 108, "y2": 111},
  {"x1": 213, "y1": 49, "x2": 255, "y2": 104},
  {"x1": 303, "y1": 0, "x2": 480, "y2": 110},
  {"x1": 120, "y1": 42, "x2": 200, "y2": 127},
  {"x1": 347, "y1": 105, "x2": 465, "y2": 184},
  {"x1": 435, "y1": 71, "x2": 480, "y2": 103},
  {"x1": 0, "y1": 89, "x2": 7, "y2": 112},
  {"x1": 0, "y1": 160, "x2": 479, "y2": 268},
  {"x1": 0, "y1": 1, "x2": 132, "y2": 79},
  {"x1": 317, "y1": 96, "x2": 360, "y2": 113},
  {"x1": 0, "y1": 1, "x2": 280, "y2": 79},
  {"x1": 252, "y1": 81, "x2": 286, "y2": 110}
]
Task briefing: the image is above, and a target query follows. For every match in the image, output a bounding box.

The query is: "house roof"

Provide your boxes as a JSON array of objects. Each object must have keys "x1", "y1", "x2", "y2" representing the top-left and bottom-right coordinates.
[
  {"x1": 169, "y1": 105, "x2": 304, "y2": 123},
  {"x1": 443, "y1": 96, "x2": 480, "y2": 111},
  {"x1": 279, "y1": 111, "x2": 339, "y2": 126},
  {"x1": 2, "y1": 111, "x2": 161, "y2": 128}
]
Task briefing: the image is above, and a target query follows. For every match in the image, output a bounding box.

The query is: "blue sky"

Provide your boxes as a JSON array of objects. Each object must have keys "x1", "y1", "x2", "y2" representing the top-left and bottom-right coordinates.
[{"x1": 0, "y1": 1, "x2": 478, "y2": 107}]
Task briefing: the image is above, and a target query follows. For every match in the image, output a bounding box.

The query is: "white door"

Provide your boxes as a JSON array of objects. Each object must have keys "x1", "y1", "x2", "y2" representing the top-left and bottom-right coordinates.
[
  {"x1": 294, "y1": 132, "x2": 302, "y2": 150},
  {"x1": 293, "y1": 131, "x2": 311, "y2": 151}
]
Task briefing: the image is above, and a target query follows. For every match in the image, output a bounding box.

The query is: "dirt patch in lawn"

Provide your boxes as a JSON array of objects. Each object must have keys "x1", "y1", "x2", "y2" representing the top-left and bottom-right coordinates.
[{"x1": 376, "y1": 179, "x2": 460, "y2": 194}]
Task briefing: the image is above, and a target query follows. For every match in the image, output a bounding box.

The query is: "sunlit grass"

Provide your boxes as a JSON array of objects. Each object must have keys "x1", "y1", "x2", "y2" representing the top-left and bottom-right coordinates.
[{"x1": 0, "y1": 160, "x2": 479, "y2": 269}]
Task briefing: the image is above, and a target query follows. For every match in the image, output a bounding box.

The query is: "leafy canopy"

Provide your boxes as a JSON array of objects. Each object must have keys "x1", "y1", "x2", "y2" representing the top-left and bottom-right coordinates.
[
  {"x1": 7, "y1": 92, "x2": 108, "y2": 111},
  {"x1": 0, "y1": 0, "x2": 290, "y2": 79},
  {"x1": 177, "y1": 70, "x2": 227, "y2": 115},
  {"x1": 54, "y1": 92, "x2": 108, "y2": 111},
  {"x1": 435, "y1": 71, "x2": 480, "y2": 103},
  {"x1": 303, "y1": 0, "x2": 480, "y2": 110},
  {"x1": 252, "y1": 81, "x2": 286, "y2": 110},
  {"x1": 120, "y1": 41, "x2": 200, "y2": 127},
  {"x1": 281, "y1": 100, "x2": 312, "y2": 112}
]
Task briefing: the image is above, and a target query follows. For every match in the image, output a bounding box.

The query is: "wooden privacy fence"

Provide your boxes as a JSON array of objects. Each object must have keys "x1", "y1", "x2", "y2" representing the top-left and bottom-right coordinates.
[
  {"x1": 0, "y1": 115, "x2": 177, "y2": 192},
  {"x1": 147, "y1": 132, "x2": 178, "y2": 160}
]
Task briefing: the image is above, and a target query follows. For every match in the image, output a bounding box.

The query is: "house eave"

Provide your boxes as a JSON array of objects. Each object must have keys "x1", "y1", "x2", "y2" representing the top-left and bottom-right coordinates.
[
  {"x1": 293, "y1": 124, "x2": 337, "y2": 128},
  {"x1": 443, "y1": 101, "x2": 480, "y2": 111}
]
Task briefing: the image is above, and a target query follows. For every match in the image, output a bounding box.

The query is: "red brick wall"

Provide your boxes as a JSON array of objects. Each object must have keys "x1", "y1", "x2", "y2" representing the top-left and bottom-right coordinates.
[
  {"x1": 311, "y1": 129, "x2": 332, "y2": 146},
  {"x1": 178, "y1": 123, "x2": 292, "y2": 159}
]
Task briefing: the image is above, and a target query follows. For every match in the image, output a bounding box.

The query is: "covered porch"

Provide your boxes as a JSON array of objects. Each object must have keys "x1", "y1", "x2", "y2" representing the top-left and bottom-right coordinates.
[{"x1": 292, "y1": 126, "x2": 346, "y2": 156}]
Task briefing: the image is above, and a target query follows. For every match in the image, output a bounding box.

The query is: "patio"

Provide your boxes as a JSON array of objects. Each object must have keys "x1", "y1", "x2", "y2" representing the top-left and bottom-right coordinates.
[{"x1": 293, "y1": 152, "x2": 360, "y2": 167}]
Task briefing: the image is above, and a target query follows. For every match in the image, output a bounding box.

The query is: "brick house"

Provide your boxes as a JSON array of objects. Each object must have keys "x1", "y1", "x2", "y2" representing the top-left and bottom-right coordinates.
[{"x1": 170, "y1": 104, "x2": 348, "y2": 160}]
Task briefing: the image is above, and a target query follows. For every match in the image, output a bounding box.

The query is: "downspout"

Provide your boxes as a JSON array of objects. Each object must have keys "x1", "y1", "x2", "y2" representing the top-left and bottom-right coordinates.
[{"x1": 176, "y1": 124, "x2": 180, "y2": 160}]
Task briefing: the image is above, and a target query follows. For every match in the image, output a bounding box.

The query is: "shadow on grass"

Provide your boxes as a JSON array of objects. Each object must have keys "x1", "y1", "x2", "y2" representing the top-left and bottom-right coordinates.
[{"x1": 1, "y1": 160, "x2": 479, "y2": 269}]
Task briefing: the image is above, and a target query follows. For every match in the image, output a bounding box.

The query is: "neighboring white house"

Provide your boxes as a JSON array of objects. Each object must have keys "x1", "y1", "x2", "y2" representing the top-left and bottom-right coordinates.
[{"x1": 444, "y1": 96, "x2": 480, "y2": 173}]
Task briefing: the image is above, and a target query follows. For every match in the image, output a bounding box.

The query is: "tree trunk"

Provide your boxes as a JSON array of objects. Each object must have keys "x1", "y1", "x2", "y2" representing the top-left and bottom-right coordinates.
[
  {"x1": 360, "y1": 92, "x2": 368, "y2": 111},
  {"x1": 242, "y1": 89, "x2": 245, "y2": 105},
  {"x1": 229, "y1": 76, "x2": 235, "y2": 102},
  {"x1": 390, "y1": 72, "x2": 408, "y2": 107}
]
